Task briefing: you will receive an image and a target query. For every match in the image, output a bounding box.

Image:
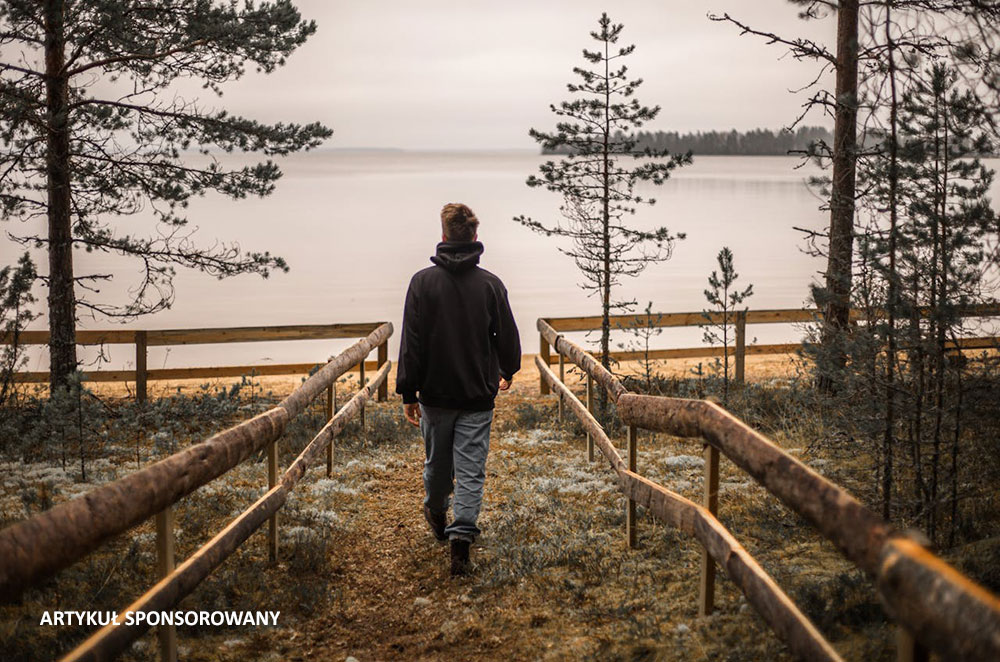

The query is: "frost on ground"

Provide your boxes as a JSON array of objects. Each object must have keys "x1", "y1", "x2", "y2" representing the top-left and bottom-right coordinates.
[
  {"x1": 1, "y1": 397, "x2": 897, "y2": 662},
  {"x1": 310, "y1": 478, "x2": 359, "y2": 498},
  {"x1": 498, "y1": 429, "x2": 618, "y2": 497}
]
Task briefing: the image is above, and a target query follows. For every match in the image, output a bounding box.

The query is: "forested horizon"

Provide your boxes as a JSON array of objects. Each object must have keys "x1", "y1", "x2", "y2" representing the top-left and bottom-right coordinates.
[{"x1": 542, "y1": 125, "x2": 832, "y2": 156}]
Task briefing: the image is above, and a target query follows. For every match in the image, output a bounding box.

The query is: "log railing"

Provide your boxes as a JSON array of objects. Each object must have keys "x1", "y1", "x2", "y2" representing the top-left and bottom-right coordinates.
[
  {"x1": 538, "y1": 304, "x2": 1000, "y2": 394},
  {"x1": 3, "y1": 322, "x2": 391, "y2": 404},
  {"x1": 538, "y1": 317, "x2": 1000, "y2": 662},
  {"x1": 0, "y1": 322, "x2": 393, "y2": 662},
  {"x1": 536, "y1": 355, "x2": 842, "y2": 661}
]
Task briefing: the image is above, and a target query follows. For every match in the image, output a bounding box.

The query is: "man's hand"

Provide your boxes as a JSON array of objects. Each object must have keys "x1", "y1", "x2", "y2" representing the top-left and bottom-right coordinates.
[
  {"x1": 499, "y1": 377, "x2": 512, "y2": 391},
  {"x1": 404, "y1": 403, "x2": 421, "y2": 426}
]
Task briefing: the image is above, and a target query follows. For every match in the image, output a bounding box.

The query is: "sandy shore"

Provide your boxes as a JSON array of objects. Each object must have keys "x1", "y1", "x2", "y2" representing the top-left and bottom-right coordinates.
[{"x1": 28, "y1": 351, "x2": 805, "y2": 402}]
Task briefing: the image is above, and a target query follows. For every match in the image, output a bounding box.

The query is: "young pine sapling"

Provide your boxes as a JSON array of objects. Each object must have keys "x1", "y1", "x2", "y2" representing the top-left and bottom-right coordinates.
[{"x1": 702, "y1": 247, "x2": 754, "y2": 405}]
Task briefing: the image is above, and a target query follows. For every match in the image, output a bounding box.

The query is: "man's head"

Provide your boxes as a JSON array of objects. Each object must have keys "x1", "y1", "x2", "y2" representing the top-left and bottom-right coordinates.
[{"x1": 441, "y1": 203, "x2": 479, "y2": 242}]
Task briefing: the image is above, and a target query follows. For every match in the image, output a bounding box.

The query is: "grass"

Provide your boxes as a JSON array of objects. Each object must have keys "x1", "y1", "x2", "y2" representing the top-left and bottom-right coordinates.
[{"x1": 0, "y1": 359, "x2": 998, "y2": 661}]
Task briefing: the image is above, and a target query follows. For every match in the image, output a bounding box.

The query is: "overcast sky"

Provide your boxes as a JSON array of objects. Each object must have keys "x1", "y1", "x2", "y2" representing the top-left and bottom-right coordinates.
[{"x1": 169, "y1": 1, "x2": 836, "y2": 150}]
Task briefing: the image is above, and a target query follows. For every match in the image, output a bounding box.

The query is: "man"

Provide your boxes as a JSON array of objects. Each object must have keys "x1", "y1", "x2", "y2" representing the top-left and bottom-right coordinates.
[{"x1": 396, "y1": 202, "x2": 521, "y2": 577}]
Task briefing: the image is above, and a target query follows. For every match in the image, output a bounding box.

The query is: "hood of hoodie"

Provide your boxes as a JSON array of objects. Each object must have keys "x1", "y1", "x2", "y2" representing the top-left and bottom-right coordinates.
[{"x1": 430, "y1": 241, "x2": 484, "y2": 273}]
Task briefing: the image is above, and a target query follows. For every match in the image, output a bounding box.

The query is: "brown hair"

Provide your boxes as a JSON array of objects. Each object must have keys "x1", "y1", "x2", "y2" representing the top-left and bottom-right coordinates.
[{"x1": 440, "y1": 203, "x2": 479, "y2": 242}]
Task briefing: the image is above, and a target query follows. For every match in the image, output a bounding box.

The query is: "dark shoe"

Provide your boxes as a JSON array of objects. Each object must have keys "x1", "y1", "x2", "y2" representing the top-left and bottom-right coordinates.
[
  {"x1": 450, "y1": 539, "x2": 471, "y2": 577},
  {"x1": 424, "y1": 505, "x2": 447, "y2": 542}
]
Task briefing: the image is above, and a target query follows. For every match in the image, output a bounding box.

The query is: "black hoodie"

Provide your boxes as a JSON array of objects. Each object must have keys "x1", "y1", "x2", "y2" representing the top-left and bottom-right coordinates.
[{"x1": 396, "y1": 241, "x2": 521, "y2": 411}]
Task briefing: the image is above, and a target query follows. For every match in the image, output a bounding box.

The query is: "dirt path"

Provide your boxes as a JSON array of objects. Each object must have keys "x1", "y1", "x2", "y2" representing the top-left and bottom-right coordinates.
[
  {"x1": 270, "y1": 444, "x2": 565, "y2": 661},
  {"x1": 207, "y1": 373, "x2": 876, "y2": 662},
  {"x1": 291, "y1": 444, "x2": 478, "y2": 660},
  {"x1": 242, "y1": 397, "x2": 802, "y2": 662}
]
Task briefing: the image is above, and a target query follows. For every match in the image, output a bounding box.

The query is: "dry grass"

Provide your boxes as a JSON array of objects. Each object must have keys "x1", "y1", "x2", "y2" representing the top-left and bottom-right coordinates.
[
  {"x1": 195, "y1": 392, "x2": 896, "y2": 661},
  {"x1": 2, "y1": 353, "x2": 995, "y2": 661}
]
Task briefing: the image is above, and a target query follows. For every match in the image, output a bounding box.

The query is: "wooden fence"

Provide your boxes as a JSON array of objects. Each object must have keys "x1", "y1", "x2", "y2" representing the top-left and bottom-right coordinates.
[
  {"x1": 537, "y1": 317, "x2": 1000, "y2": 661},
  {"x1": 3, "y1": 322, "x2": 391, "y2": 404},
  {"x1": 538, "y1": 303, "x2": 1000, "y2": 394},
  {"x1": 0, "y1": 322, "x2": 393, "y2": 662}
]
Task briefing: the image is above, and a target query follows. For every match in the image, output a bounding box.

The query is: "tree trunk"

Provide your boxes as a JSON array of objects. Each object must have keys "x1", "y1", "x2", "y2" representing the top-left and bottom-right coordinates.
[
  {"x1": 924, "y1": 86, "x2": 941, "y2": 539},
  {"x1": 908, "y1": 274, "x2": 927, "y2": 519},
  {"x1": 948, "y1": 368, "x2": 962, "y2": 547},
  {"x1": 819, "y1": 0, "x2": 860, "y2": 390},
  {"x1": 44, "y1": 0, "x2": 77, "y2": 392},
  {"x1": 882, "y1": 1, "x2": 899, "y2": 521},
  {"x1": 722, "y1": 289, "x2": 730, "y2": 406},
  {"x1": 600, "y1": 36, "x2": 612, "y2": 417},
  {"x1": 930, "y1": 92, "x2": 950, "y2": 543}
]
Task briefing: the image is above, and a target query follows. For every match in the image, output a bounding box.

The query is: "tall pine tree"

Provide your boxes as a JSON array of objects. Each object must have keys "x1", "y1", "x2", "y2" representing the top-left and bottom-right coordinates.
[
  {"x1": 896, "y1": 62, "x2": 994, "y2": 541},
  {"x1": 0, "y1": 0, "x2": 332, "y2": 390},
  {"x1": 516, "y1": 12, "x2": 690, "y2": 403},
  {"x1": 844, "y1": 59, "x2": 995, "y2": 540}
]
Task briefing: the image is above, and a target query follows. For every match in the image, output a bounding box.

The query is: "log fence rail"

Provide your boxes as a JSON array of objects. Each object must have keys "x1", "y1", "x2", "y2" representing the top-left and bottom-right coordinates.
[
  {"x1": 538, "y1": 303, "x2": 1000, "y2": 394},
  {"x1": 0, "y1": 322, "x2": 393, "y2": 662},
  {"x1": 3, "y1": 307, "x2": 1000, "y2": 660},
  {"x1": 538, "y1": 316, "x2": 1000, "y2": 662},
  {"x1": 2, "y1": 322, "x2": 391, "y2": 404}
]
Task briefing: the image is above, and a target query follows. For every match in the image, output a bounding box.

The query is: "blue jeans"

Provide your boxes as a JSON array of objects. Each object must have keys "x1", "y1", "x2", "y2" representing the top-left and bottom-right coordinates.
[{"x1": 419, "y1": 404, "x2": 493, "y2": 542}]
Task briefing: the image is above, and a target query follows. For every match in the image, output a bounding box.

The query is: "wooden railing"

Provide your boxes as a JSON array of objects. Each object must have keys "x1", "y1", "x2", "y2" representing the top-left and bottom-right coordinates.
[
  {"x1": 3, "y1": 322, "x2": 391, "y2": 404},
  {"x1": 538, "y1": 304, "x2": 1000, "y2": 394},
  {"x1": 537, "y1": 317, "x2": 1000, "y2": 662},
  {"x1": 0, "y1": 322, "x2": 393, "y2": 662}
]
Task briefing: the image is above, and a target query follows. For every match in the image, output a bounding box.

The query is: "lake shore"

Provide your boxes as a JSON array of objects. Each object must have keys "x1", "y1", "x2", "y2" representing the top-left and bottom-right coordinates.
[{"x1": 19, "y1": 351, "x2": 806, "y2": 402}]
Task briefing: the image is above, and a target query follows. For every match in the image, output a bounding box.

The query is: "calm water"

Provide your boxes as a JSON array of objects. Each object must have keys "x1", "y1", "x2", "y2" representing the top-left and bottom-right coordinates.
[{"x1": 13, "y1": 150, "x2": 982, "y2": 374}]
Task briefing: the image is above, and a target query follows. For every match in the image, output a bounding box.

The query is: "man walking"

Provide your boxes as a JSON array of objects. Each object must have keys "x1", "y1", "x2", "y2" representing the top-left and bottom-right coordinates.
[{"x1": 396, "y1": 203, "x2": 521, "y2": 577}]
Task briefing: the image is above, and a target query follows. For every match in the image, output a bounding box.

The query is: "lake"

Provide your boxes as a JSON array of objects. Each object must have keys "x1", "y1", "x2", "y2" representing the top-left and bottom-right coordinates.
[{"x1": 8, "y1": 150, "x2": 953, "y2": 374}]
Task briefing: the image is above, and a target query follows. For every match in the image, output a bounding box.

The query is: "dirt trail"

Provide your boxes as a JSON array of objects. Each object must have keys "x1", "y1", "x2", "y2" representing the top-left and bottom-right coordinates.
[
  {"x1": 291, "y1": 446, "x2": 475, "y2": 660},
  {"x1": 212, "y1": 360, "x2": 855, "y2": 662},
  {"x1": 260, "y1": 378, "x2": 612, "y2": 662},
  {"x1": 281, "y1": 377, "x2": 570, "y2": 662}
]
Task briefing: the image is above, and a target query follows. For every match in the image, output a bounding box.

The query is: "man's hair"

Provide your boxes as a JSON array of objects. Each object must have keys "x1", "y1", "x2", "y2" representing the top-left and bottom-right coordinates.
[{"x1": 441, "y1": 203, "x2": 479, "y2": 242}]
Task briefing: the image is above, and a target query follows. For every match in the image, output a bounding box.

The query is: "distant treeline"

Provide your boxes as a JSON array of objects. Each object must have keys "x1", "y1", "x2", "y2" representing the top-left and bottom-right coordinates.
[{"x1": 542, "y1": 126, "x2": 833, "y2": 156}]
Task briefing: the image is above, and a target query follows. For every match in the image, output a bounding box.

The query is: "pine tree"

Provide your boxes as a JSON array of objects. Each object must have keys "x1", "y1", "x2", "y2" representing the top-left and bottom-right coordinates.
[
  {"x1": 618, "y1": 301, "x2": 663, "y2": 394},
  {"x1": 895, "y1": 62, "x2": 994, "y2": 541},
  {"x1": 710, "y1": 2, "x2": 859, "y2": 391},
  {"x1": 516, "y1": 12, "x2": 690, "y2": 407},
  {"x1": 0, "y1": 253, "x2": 38, "y2": 409},
  {"x1": 0, "y1": 0, "x2": 332, "y2": 390},
  {"x1": 712, "y1": 1, "x2": 1000, "y2": 392},
  {"x1": 701, "y1": 247, "x2": 753, "y2": 406},
  {"x1": 846, "y1": 58, "x2": 995, "y2": 541}
]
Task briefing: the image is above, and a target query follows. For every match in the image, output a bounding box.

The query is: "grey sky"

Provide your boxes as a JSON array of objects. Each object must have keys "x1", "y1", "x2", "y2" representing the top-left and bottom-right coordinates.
[{"x1": 187, "y1": 1, "x2": 835, "y2": 150}]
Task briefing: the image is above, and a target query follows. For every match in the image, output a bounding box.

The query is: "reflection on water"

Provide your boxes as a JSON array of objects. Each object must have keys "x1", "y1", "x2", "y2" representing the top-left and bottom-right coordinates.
[{"x1": 14, "y1": 151, "x2": 990, "y2": 374}]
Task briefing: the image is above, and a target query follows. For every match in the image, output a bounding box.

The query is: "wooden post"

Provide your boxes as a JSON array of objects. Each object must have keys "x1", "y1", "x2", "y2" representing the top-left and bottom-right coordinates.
[
  {"x1": 326, "y1": 384, "x2": 334, "y2": 477},
  {"x1": 896, "y1": 627, "x2": 929, "y2": 662},
  {"x1": 626, "y1": 425, "x2": 638, "y2": 549},
  {"x1": 539, "y1": 332, "x2": 551, "y2": 395},
  {"x1": 135, "y1": 330, "x2": 148, "y2": 405},
  {"x1": 359, "y1": 358, "x2": 366, "y2": 432},
  {"x1": 557, "y1": 353, "x2": 565, "y2": 422},
  {"x1": 586, "y1": 374, "x2": 594, "y2": 462},
  {"x1": 699, "y1": 443, "x2": 721, "y2": 616},
  {"x1": 154, "y1": 507, "x2": 177, "y2": 662},
  {"x1": 735, "y1": 310, "x2": 747, "y2": 387},
  {"x1": 267, "y1": 440, "x2": 278, "y2": 561},
  {"x1": 377, "y1": 340, "x2": 388, "y2": 402}
]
